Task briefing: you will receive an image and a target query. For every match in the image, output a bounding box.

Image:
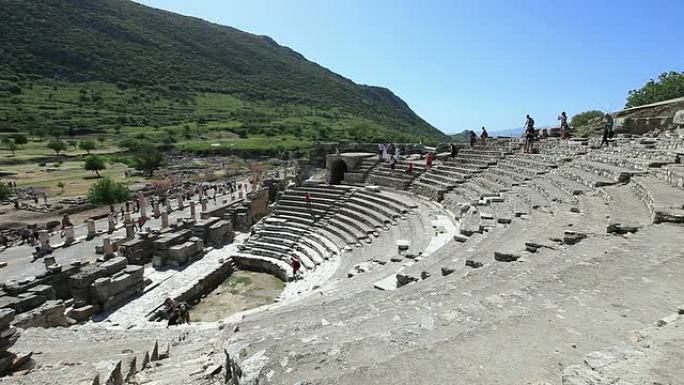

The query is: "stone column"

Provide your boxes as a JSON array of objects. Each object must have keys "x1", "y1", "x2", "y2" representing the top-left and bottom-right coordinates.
[
  {"x1": 165, "y1": 201, "x2": 172, "y2": 214},
  {"x1": 139, "y1": 194, "x2": 147, "y2": 218},
  {"x1": 153, "y1": 201, "x2": 160, "y2": 218},
  {"x1": 201, "y1": 199, "x2": 207, "y2": 212},
  {"x1": 108, "y1": 216, "x2": 116, "y2": 233},
  {"x1": 103, "y1": 237, "x2": 114, "y2": 257},
  {"x1": 125, "y1": 224, "x2": 135, "y2": 240},
  {"x1": 177, "y1": 195, "x2": 184, "y2": 210},
  {"x1": 64, "y1": 226, "x2": 75, "y2": 244},
  {"x1": 124, "y1": 211, "x2": 132, "y2": 224},
  {"x1": 38, "y1": 230, "x2": 49, "y2": 249},
  {"x1": 161, "y1": 212, "x2": 170, "y2": 228},
  {"x1": 189, "y1": 201, "x2": 196, "y2": 220},
  {"x1": 238, "y1": 190, "x2": 244, "y2": 199},
  {"x1": 87, "y1": 219, "x2": 96, "y2": 238},
  {"x1": 125, "y1": 200, "x2": 132, "y2": 213}
]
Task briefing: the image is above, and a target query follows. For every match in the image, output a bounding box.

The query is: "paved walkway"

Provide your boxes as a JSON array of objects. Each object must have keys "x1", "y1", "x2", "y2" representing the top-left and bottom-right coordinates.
[{"x1": 0, "y1": 183, "x2": 253, "y2": 282}]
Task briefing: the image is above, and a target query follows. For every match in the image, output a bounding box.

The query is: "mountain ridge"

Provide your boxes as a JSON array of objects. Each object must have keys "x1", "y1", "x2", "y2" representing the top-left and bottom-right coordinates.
[{"x1": 0, "y1": 0, "x2": 447, "y2": 143}]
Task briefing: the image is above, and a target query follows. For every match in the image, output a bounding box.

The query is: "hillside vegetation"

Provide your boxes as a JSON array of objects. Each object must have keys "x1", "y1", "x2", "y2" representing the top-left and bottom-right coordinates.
[{"x1": 0, "y1": 0, "x2": 447, "y2": 152}]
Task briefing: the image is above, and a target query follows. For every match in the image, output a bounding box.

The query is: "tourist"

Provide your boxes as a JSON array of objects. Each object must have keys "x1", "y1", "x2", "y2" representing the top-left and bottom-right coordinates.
[
  {"x1": 290, "y1": 256, "x2": 301, "y2": 280},
  {"x1": 304, "y1": 192, "x2": 314, "y2": 219},
  {"x1": 406, "y1": 161, "x2": 414, "y2": 174},
  {"x1": 425, "y1": 152, "x2": 433, "y2": 169},
  {"x1": 450, "y1": 143, "x2": 457, "y2": 158},
  {"x1": 394, "y1": 145, "x2": 400, "y2": 161},
  {"x1": 480, "y1": 126, "x2": 489, "y2": 146},
  {"x1": 469, "y1": 130, "x2": 477, "y2": 148},
  {"x1": 120, "y1": 206, "x2": 125, "y2": 220},
  {"x1": 524, "y1": 114, "x2": 535, "y2": 153},
  {"x1": 60, "y1": 214, "x2": 73, "y2": 238},
  {"x1": 558, "y1": 111, "x2": 569, "y2": 139},
  {"x1": 600, "y1": 113, "x2": 614, "y2": 147},
  {"x1": 389, "y1": 154, "x2": 396, "y2": 170}
]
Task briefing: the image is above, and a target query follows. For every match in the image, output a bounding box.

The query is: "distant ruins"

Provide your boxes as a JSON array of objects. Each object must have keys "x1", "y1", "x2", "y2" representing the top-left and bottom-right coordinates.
[{"x1": 0, "y1": 100, "x2": 683, "y2": 384}]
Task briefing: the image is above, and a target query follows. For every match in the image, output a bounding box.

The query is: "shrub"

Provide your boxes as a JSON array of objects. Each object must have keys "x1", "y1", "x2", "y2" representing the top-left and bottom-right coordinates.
[
  {"x1": 626, "y1": 71, "x2": 684, "y2": 108},
  {"x1": 0, "y1": 183, "x2": 11, "y2": 200},
  {"x1": 87, "y1": 177, "x2": 129, "y2": 204}
]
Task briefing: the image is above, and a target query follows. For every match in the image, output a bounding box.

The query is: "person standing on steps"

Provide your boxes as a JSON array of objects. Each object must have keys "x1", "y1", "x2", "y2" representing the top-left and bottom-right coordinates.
[
  {"x1": 450, "y1": 143, "x2": 457, "y2": 158},
  {"x1": 480, "y1": 126, "x2": 489, "y2": 146},
  {"x1": 425, "y1": 152, "x2": 433, "y2": 169},
  {"x1": 406, "y1": 161, "x2": 414, "y2": 174},
  {"x1": 558, "y1": 111, "x2": 569, "y2": 139},
  {"x1": 389, "y1": 153, "x2": 396, "y2": 170},
  {"x1": 600, "y1": 113, "x2": 614, "y2": 147},
  {"x1": 524, "y1": 114, "x2": 535, "y2": 153},
  {"x1": 469, "y1": 130, "x2": 477, "y2": 148},
  {"x1": 291, "y1": 256, "x2": 301, "y2": 280},
  {"x1": 304, "y1": 191, "x2": 314, "y2": 219}
]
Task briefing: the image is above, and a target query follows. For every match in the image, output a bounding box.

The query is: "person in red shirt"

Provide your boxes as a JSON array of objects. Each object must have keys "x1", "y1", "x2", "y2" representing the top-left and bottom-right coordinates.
[
  {"x1": 426, "y1": 153, "x2": 433, "y2": 168},
  {"x1": 406, "y1": 161, "x2": 414, "y2": 174}
]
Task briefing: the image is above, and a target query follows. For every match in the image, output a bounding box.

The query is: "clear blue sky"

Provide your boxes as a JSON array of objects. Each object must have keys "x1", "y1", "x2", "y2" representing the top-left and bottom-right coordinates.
[{"x1": 135, "y1": 0, "x2": 684, "y2": 134}]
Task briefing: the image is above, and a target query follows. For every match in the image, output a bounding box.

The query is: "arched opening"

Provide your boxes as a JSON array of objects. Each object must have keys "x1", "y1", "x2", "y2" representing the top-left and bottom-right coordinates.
[{"x1": 329, "y1": 159, "x2": 347, "y2": 185}]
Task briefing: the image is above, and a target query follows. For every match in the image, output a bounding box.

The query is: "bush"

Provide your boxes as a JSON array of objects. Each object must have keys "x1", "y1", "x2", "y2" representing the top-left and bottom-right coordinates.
[
  {"x1": 0, "y1": 182, "x2": 11, "y2": 200},
  {"x1": 134, "y1": 142, "x2": 164, "y2": 176},
  {"x1": 87, "y1": 177, "x2": 129, "y2": 204},
  {"x1": 571, "y1": 110, "x2": 603, "y2": 129}
]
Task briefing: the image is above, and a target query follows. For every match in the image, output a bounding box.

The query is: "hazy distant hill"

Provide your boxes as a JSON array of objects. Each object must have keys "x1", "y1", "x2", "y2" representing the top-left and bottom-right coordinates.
[{"x1": 0, "y1": 0, "x2": 447, "y2": 144}]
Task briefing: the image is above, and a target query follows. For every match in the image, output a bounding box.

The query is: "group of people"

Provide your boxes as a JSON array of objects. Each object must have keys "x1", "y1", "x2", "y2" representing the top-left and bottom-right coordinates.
[
  {"x1": 521, "y1": 111, "x2": 614, "y2": 153},
  {"x1": 467, "y1": 127, "x2": 489, "y2": 148},
  {"x1": 160, "y1": 297, "x2": 191, "y2": 327}
]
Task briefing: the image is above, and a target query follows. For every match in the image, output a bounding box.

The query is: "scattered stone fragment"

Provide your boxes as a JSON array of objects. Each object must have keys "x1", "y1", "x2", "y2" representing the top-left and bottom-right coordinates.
[
  {"x1": 465, "y1": 259, "x2": 483, "y2": 268},
  {"x1": 563, "y1": 230, "x2": 587, "y2": 245},
  {"x1": 494, "y1": 252, "x2": 520, "y2": 262}
]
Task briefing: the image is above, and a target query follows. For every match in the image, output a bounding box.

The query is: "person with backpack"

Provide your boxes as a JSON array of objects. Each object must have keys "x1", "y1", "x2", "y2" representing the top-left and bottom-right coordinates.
[{"x1": 524, "y1": 114, "x2": 536, "y2": 153}]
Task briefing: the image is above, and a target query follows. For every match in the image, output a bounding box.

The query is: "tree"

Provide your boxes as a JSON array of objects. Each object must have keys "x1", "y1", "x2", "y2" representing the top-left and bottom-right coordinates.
[
  {"x1": 97, "y1": 136, "x2": 106, "y2": 145},
  {"x1": 6, "y1": 140, "x2": 18, "y2": 156},
  {"x1": 626, "y1": 71, "x2": 684, "y2": 108},
  {"x1": 47, "y1": 139, "x2": 67, "y2": 155},
  {"x1": 84, "y1": 155, "x2": 106, "y2": 177},
  {"x1": 56, "y1": 181, "x2": 65, "y2": 194},
  {"x1": 79, "y1": 140, "x2": 97, "y2": 154},
  {"x1": 134, "y1": 142, "x2": 164, "y2": 176},
  {"x1": 0, "y1": 183, "x2": 11, "y2": 201},
  {"x1": 87, "y1": 177, "x2": 129, "y2": 204},
  {"x1": 12, "y1": 134, "x2": 28, "y2": 146},
  {"x1": 571, "y1": 110, "x2": 604, "y2": 128}
]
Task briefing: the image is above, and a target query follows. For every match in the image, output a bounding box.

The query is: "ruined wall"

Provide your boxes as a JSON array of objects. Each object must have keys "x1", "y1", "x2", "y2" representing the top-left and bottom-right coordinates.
[{"x1": 613, "y1": 97, "x2": 684, "y2": 135}]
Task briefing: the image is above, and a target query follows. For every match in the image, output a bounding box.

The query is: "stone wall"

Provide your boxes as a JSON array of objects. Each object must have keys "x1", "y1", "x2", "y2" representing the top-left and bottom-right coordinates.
[{"x1": 68, "y1": 257, "x2": 145, "y2": 321}]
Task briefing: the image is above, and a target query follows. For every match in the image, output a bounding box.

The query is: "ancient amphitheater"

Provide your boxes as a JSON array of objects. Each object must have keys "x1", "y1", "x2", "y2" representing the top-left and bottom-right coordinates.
[{"x1": 1, "y1": 133, "x2": 684, "y2": 384}]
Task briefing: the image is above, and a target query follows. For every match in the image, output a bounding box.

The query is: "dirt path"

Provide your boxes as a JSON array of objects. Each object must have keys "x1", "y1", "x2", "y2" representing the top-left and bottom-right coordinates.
[{"x1": 191, "y1": 270, "x2": 284, "y2": 322}]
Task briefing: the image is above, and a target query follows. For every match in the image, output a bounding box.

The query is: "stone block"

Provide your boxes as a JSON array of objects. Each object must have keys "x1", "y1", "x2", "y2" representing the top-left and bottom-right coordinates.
[
  {"x1": 70, "y1": 266, "x2": 108, "y2": 289},
  {"x1": 67, "y1": 305, "x2": 98, "y2": 321},
  {"x1": 13, "y1": 293, "x2": 47, "y2": 313},
  {"x1": 100, "y1": 257, "x2": 127, "y2": 276},
  {"x1": 494, "y1": 252, "x2": 520, "y2": 262},
  {"x1": 12, "y1": 300, "x2": 67, "y2": 328},
  {"x1": 27, "y1": 285, "x2": 56, "y2": 300},
  {"x1": 124, "y1": 265, "x2": 144, "y2": 281},
  {"x1": 0, "y1": 309, "x2": 15, "y2": 330},
  {"x1": 0, "y1": 328, "x2": 20, "y2": 351}
]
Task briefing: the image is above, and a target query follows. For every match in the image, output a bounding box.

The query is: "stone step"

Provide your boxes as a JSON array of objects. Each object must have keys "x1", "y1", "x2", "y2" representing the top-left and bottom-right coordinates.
[
  {"x1": 631, "y1": 176, "x2": 684, "y2": 224},
  {"x1": 601, "y1": 185, "x2": 652, "y2": 234},
  {"x1": 556, "y1": 166, "x2": 619, "y2": 188}
]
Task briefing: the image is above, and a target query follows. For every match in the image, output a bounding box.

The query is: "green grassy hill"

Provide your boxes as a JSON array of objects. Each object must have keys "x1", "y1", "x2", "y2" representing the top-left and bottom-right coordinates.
[{"x1": 0, "y1": 0, "x2": 447, "y2": 152}]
